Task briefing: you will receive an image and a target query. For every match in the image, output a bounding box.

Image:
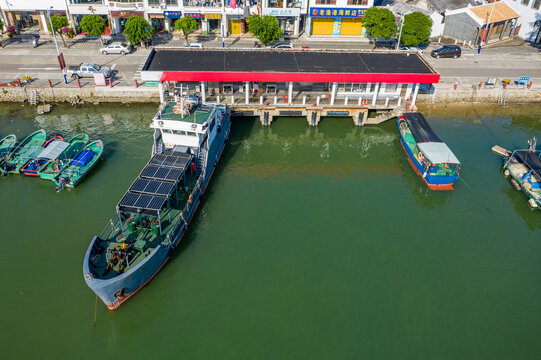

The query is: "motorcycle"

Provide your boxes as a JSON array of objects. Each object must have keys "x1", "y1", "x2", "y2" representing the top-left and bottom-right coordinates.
[{"x1": 32, "y1": 34, "x2": 40, "y2": 48}]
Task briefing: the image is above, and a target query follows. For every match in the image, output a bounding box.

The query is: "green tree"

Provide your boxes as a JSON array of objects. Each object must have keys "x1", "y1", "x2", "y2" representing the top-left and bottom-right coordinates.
[
  {"x1": 0, "y1": 18, "x2": 3, "y2": 48},
  {"x1": 363, "y1": 7, "x2": 397, "y2": 47},
  {"x1": 401, "y1": 12, "x2": 432, "y2": 46},
  {"x1": 123, "y1": 16, "x2": 154, "y2": 47},
  {"x1": 174, "y1": 17, "x2": 197, "y2": 45},
  {"x1": 247, "y1": 15, "x2": 281, "y2": 45},
  {"x1": 47, "y1": 15, "x2": 69, "y2": 48},
  {"x1": 80, "y1": 14, "x2": 106, "y2": 44}
]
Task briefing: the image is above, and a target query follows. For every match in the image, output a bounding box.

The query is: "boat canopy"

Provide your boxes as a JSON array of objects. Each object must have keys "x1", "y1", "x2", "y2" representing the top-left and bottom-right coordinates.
[
  {"x1": 417, "y1": 142, "x2": 460, "y2": 165},
  {"x1": 516, "y1": 151, "x2": 541, "y2": 178},
  {"x1": 403, "y1": 113, "x2": 442, "y2": 143},
  {"x1": 38, "y1": 140, "x2": 69, "y2": 160}
]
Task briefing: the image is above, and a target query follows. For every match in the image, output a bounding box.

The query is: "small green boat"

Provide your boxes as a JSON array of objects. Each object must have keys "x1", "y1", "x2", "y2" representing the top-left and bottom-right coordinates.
[
  {"x1": 39, "y1": 133, "x2": 89, "y2": 181},
  {"x1": 54, "y1": 140, "x2": 104, "y2": 191},
  {"x1": 0, "y1": 129, "x2": 47, "y2": 174},
  {"x1": 0, "y1": 134, "x2": 17, "y2": 159}
]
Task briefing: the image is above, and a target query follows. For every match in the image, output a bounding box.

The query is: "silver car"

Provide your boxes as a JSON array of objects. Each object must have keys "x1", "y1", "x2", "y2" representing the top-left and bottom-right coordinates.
[{"x1": 100, "y1": 42, "x2": 132, "y2": 55}]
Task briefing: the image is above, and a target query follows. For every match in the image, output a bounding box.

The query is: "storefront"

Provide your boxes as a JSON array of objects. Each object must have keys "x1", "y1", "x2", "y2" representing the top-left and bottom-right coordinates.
[
  {"x1": 6, "y1": 10, "x2": 63, "y2": 32},
  {"x1": 309, "y1": 7, "x2": 367, "y2": 37},
  {"x1": 229, "y1": 16, "x2": 243, "y2": 35},
  {"x1": 163, "y1": 11, "x2": 183, "y2": 31},
  {"x1": 185, "y1": 12, "x2": 203, "y2": 31},
  {"x1": 110, "y1": 11, "x2": 144, "y2": 34},
  {"x1": 262, "y1": 8, "x2": 301, "y2": 36},
  {"x1": 149, "y1": 13, "x2": 165, "y2": 32},
  {"x1": 205, "y1": 13, "x2": 222, "y2": 34}
]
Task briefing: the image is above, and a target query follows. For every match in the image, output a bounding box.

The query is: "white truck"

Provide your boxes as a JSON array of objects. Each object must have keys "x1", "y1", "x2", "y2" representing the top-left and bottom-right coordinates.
[{"x1": 65, "y1": 63, "x2": 112, "y2": 79}]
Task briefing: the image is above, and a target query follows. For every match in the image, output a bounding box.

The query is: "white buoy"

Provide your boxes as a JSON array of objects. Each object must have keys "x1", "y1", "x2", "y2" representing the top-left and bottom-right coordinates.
[
  {"x1": 529, "y1": 198, "x2": 538, "y2": 208},
  {"x1": 504, "y1": 169, "x2": 510, "y2": 176}
]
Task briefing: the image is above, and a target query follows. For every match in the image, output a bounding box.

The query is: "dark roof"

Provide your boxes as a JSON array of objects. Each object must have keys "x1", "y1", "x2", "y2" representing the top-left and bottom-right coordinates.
[
  {"x1": 130, "y1": 178, "x2": 175, "y2": 197},
  {"x1": 144, "y1": 48, "x2": 435, "y2": 75},
  {"x1": 516, "y1": 151, "x2": 541, "y2": 179},
  {"x1": 403, "y1": 112, "x2": 442, "y2": 143}
]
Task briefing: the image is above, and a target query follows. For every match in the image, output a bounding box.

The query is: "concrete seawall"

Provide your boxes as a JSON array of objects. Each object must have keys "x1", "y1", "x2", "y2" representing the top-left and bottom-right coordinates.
[{"x1": 1, "y1": 84, "x2": 539, "y2": 106}]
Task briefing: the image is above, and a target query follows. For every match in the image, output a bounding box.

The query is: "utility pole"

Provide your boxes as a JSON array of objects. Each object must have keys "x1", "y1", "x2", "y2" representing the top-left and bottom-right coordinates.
[
  {"x1": 48, "y1": 6, "x2": 68, "y2": 84},
  {"x1": 396, "y1": 14, "x2": 404, "y2": 50},
  {"x1": 478, "y1": 1, "x2": 496, "y2": 54}
]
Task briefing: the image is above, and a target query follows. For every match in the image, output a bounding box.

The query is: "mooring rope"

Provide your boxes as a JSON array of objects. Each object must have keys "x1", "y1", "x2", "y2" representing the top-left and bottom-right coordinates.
[{"x1": 458, "y1": 175, "x2": 492, "y2": 213}]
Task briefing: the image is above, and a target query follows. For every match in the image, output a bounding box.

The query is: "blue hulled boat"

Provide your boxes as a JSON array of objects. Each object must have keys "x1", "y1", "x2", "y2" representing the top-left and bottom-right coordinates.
[
  {"x1": 398, "y1": 112, "x2": 461, "y2": 190},
  {"x1": 83, "y1": 99, "x2": 230, "y2": 309}
]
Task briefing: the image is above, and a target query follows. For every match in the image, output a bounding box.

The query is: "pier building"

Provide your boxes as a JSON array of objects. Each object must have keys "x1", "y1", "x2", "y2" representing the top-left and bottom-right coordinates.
[{"x1": 141, "y1": 48, "x2": 439, "y2": 126}]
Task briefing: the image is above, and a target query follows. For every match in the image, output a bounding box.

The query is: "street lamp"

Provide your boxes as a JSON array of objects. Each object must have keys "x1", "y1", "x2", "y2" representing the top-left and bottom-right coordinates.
[
  {"x1": 396, "y1": 13, "x2": 404, "y2": 50},
  {"x1": 47, "y1": 6, "x2": 68, "y2": 84}
]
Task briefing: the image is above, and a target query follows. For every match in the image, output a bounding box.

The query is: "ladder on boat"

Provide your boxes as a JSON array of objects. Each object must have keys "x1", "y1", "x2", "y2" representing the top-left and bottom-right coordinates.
[
  {"x1": 196, "y1": 148, "x2": 207, "y2": 176},
  {"x1": 29, "y1": 90, "x2": 38, "y2": 105}
]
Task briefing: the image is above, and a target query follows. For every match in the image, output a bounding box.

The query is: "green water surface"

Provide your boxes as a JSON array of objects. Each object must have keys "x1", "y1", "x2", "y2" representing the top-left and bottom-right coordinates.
[{"x1": 1, "y1": 103, "x2": 540, "y2": 359}]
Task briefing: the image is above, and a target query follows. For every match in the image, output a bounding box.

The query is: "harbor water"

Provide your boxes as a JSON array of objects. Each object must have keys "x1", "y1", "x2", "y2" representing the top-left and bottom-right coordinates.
[{"x1": 1, "y1": 102, "x2": 541, "y2": 359}]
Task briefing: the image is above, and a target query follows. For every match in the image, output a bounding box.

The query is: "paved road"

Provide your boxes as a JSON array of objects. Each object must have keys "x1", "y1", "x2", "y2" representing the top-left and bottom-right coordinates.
[{"x1": 1, "y1": 34, "x2": 540, "y2": 86}]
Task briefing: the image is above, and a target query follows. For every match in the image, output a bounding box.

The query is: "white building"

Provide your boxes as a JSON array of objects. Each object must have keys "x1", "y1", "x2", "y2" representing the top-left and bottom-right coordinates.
[
  {"x1": 388, "y1": 2, "x2": 444, "y2": 38},
  {"x1": 504, "y1": 0, "x2": 541, "y2": 42},
  {"x1": 0, "y1": 0, "x2": 309, "y2": 38},
  {"x1": 306, "y1": 0, "x2": 374, "y2": 38}
]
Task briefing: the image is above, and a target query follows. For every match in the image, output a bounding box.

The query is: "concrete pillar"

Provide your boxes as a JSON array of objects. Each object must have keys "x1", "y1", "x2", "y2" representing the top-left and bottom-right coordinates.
[
  {"x1": 330, "y1": 82, "x2": 337, "y2": 105},
  {"x1": 398, "y1": 97, "x2": 402, "y2": 107},
  {"x1": 302, "y1": 95, "x2": 306, "y2": 105},
  {"x1": 288, "y1": 82, "x2": 293, "y2": 104},
  {"x1": 344, "y1": 97, "x2": 348, "y2": 106},
  {"x1": 231, "y1": 96, "x2": 235, "y2": 105},
  {"x1": 201, "y1": 81, "x2": 206, "y2": 103},
  {"x1": 217, "y1": 95, "x2": 221, "y2": 103},
  {"x1": 165, "y1": 19, "x2": 171, "y2": 31},
  {"x1": 372, "y1": 83, "x2": 380, "y2": 106},
  {"x1": 316, "y1": 96, "x2": 320, "y2": 106},
  {"x1": 294, "y1": 17, "x2": 300, "y2": 37},
  {"x1": 358, "y1": 97, "x2": 362, "y2": 105},
  {"x1": 385, "y1": 97, "x2": 389, "y2": 107},
  {"x1": 40, "y1": 12, "x2": 47, "y2": 32},
  {"x1": 411, "y1": 83, "x2": 419, "y2": 107},
  {"x1": 500, "y1": 20, "x2": 508, "y2": 40},
  {"x1": 158, "y1": 82, "x2": 165, "y2": 104},
  {"x1": 202, "y1": 20, "x2": 209, "y2": 34},
  {"x1": 245, "y1": 82, "x2": 249, "y2": 104},
  {"x1": 485, "y1": 23, "x2": 494, "y2": 44},
  {"x1": 405, "y1": 83, "x2": 413, "y2": 100},
  {"x1": 113, "y1": 18, "x2": 120, "y2": 34},
  {"x1": 274, "y1": 96, "x2": 277, "y2": 105},
  {"x1": 260, "y1": 96, "x2": 263, "y2": 105}
]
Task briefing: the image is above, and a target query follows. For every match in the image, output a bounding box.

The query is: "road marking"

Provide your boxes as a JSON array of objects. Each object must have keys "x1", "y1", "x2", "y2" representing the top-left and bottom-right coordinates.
[
  {"x1": 111, "y1": 63, "x2": 117, "y2": 70},
  {"x1": 18, "y1": 67, "x2": 57, "y2": 70}
]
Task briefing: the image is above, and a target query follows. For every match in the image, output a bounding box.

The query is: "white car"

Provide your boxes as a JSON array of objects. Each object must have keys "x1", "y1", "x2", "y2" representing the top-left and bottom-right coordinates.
[
  {"x1": 100, "y1": 42, "x2": 132, "y2": 55},
  {"x1": 182, "y1": 43, "x2": 203, "y2": 48},
  {"x1": 273, "y1": 43, "x2": 294, "y2": 49}
]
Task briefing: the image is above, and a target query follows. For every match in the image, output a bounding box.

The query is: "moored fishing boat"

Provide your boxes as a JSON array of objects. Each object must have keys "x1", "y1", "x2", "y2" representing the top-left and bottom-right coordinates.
[
  {"x1": 0, "y1": 134, "x2": 17, "y2": 159},
  {"x1": 54, "y1": 140, "x2": 103, "y2": 191},
  {"x1": 398, "y1": 113, "x2": 461, "y2": 190},
  {"x1": 39, "y1": 133, "x2": 89, "y2": 181},
  {"x1": 0, "y1": 129, "x2": 47, "y2": 175},
  {"x1": 83, "y1": 99, "x2": 230, "y2": 310},
  {"x1": 503, "y1": 138, "x2": 541, "y2": 210},
  {"x1": 21, "y1": 136, "x2": 64, "y2": 176}
]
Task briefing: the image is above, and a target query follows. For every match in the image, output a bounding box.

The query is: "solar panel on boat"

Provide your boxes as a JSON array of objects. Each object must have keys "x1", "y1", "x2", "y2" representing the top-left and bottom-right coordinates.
[
  {"x1": 140, "y1": 165, "x2": 183, "y2": 182},
  {"x1": 149, "y1": 152, "x2": 192, "y2": 169},
  {"x1": 118, "y1": 191, "x2": 167, "y2": 215},
  {"x1": 130, "y1": 178, "x2": 175, "y2": 196}
]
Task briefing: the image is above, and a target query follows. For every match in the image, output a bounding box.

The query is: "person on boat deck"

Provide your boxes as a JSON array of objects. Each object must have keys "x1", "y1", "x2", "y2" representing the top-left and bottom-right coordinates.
[{"x1": 121, "y1": 241, "x2": 127, "y2": 250}]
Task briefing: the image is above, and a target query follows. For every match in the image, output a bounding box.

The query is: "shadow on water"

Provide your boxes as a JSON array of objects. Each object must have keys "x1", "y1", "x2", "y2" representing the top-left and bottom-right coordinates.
[{"x1": 503, "y1": 182, "x2": 541, "y2": 231}]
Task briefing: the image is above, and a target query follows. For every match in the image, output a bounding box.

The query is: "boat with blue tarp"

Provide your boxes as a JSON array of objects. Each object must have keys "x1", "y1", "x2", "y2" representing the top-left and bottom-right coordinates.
[
  {"x1": 83, "y1": 98, "x2": 231, "y2": 310},
  {"x1": 0, "y1": 129, "x2": 47, "y2": 175},
  {"x1": 503, "y1": 138, "x2": 541, "y2": 210},
  {"x1": 39, "y1": 133, "x2": 89, "y2": 181},
  {"x1": 54, "y1": 140, "x2": 103, "y2": 190},
  {"x1": 398, "y1": 112, "x2": 461, "y2": 190},
  {"x1": 21, "y1": 136, "x2": 65, "y2": 176}
]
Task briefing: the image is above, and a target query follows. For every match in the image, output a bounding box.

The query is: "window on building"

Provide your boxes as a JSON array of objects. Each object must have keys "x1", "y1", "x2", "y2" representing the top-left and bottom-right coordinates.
[
  {"x1": 268, "y1": 0, "x2": 283, "y2": 8},
  {"x1": 348, "y1": 0, "x2": 368, "y2": 5},
  {"x1": 316, "y1": 0, "x2": 336, "y2": 4},
  {"x1": 266, "y1": 85, "x2": 277, "y2": 94},
  {"x1": 223, "y1": 85, "x2": 233, "y2": 94},
  {"x1": 533, "y1": 0, "x2": 541, "y2": 9},
  {"x1": 521, "y1": 0, "x2": 530, "y2": 5},
  {"x1": 115, "y1": 0, "x2": 140, "y2": 2}
]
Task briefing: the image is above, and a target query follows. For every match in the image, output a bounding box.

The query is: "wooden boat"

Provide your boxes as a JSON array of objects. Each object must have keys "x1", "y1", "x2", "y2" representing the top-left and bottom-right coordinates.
[
  {"x1": 54, "y1": 140, "x2": 103, "y2": 190},
  {"x1": 21, "y1": 136, "x2": 64, "y2": 176},
  {"x1": 38, "y1": 133, "x2": 89, "y2": 181},
  {"x1": 0, "y1": 129, "x2": 47, "y2": 175},
  {"x1": 0, "y1": 134, "x2": 17, "y2": 159},
  {"x1": 397, "y1": 113, "x2": 461, "y2": 190},
  {"x1": 503, "y1": 138, "x2": 541, "y2": 210}
]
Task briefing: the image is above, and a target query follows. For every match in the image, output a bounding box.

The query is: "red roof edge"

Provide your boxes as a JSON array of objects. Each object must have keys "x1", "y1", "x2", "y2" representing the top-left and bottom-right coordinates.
[{"x1": 159, "y1": 72, "x2": 440, "y2": 84}]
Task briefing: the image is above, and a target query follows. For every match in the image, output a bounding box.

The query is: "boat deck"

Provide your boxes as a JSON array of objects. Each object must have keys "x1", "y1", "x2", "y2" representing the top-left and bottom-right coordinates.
[{"x1": 160, "y1": 102, "x2": 215, "y2": 124}]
